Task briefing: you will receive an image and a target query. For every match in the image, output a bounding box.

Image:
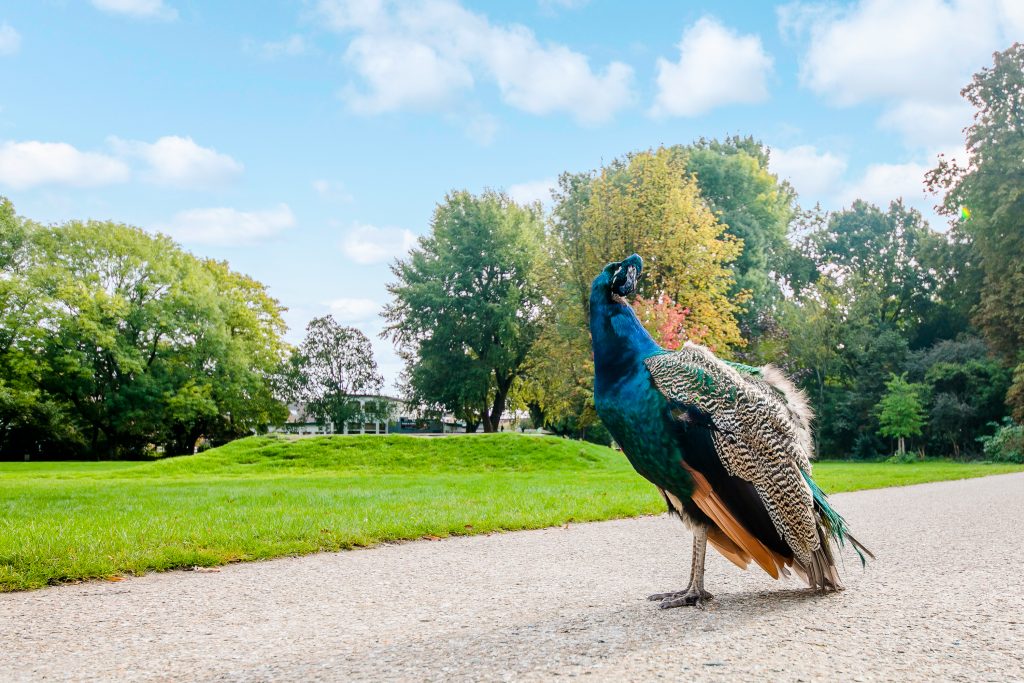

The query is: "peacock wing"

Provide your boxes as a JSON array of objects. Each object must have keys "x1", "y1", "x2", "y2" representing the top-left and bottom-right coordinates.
[{"x1": 644, "y1": 345, "x2": 820, "y2": 568}]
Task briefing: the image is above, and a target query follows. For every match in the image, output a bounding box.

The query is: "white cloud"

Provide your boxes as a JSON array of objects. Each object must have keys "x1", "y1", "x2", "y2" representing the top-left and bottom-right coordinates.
[
  {"x1": 318, "y1": 0, "x2": 634, "y2": 125},
  {"x1": 839, "y1": 159, "x2": 955, "y2": 227},
  {"x1": 159, "y1": 204, "x2": 296, "y2": 246},
  {"x1": 770, "y1": 145, "x2": 847, "y2": 198},
  {"x1": 312, "y1": 179, "x2": 354, "y2": 202},
  {"x1": 788, "y1": 0, "x2": 1012, "y2": 106},
  {"x1": 0, "y1": 140, "x2": 130, "y2": 190},
  {"x1": 91, "y1": 0, "x2": 177, "y2": 21},
  {"x1": 324, "y1": 297, "x2": 380, "y2": 323},
  {"x1": 507, "y1": 178, "x2": 557, "y2": 207},
  {"x1": 651, "y1": 17, "x2": 773, "y2": 118},
  {"x1": 316, "y1": 0, "x2": 387, "y2": 31},
  {"x1": 839, "y1": 161, "x2": 932, "y2": 208},
  {"x1": 340, "y1": 223, "x2": 417, "y2": 265},
  {"x1": 110, "y1": 135, "x2": 243, "y2": 188},
  {"x1": 343, "y1": 35, "x2": 474, "y2": 113},
  {"x1": 877, "y1": 100, "x2": 973, "y2": 150},
  {"x1": 0, "y1": 23, "x2": 21, "y2": 55},
  {"x1": 783, "y1": 0, "x2": 1024, "y2": 149},
  {"x1": 481, "y1": 27, "x2": 633, "y2": 124},
  {"x1": 776, "y1": 2, "x2": 838, "y2": 42},
  {"x1": 256, "y1": 35, "x2": 308, "y2": 59}
]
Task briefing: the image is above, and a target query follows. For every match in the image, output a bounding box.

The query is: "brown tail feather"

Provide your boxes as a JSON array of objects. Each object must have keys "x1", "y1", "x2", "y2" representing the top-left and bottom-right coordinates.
[
  {"x1": 846, "y1": 531, "x2": 876, "y2": 561},
  {"x1": 682, "y1": 463, "x2": 790, "y2": 580},
  {"x1": 706, "y1": 527, "x2": 753, "y2": 570},
  {"x1": 659, "y1": 485, "x2": 755, "y2": 571},
  {"x1": 682, "y1": 462, "x2": 851, "y2": 591}
]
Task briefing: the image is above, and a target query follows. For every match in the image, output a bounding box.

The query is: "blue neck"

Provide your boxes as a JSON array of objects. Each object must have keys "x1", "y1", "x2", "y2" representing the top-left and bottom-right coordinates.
[{"x1": 590, "y1": 288, "x2": 662, "y2": 389}]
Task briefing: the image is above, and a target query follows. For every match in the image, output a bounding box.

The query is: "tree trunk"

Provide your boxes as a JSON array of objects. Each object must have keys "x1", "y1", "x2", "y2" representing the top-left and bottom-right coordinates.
[
  {"x1": 486, "y1": 376, "x2": 512, "y2": 434},
  {"x1": 898, "y1": 436, "x2": 905, "y2": 457},
  {"x1": 481, "y1": 403, "x2": 494, "y2": 433}
]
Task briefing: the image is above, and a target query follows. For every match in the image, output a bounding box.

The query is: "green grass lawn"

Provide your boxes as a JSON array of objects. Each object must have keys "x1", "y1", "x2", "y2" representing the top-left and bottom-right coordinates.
[{"x1": 2, "y1": 433, "x2": 1021, "y2": 592}]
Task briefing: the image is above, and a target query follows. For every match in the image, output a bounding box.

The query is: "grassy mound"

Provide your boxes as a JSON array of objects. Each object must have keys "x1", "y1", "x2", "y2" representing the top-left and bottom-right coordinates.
[
  {"x1": 2, "y1": 434, "x2": 1021, "y2": 591},
  {"x1": 145, "y1": 433, "x2": 623, "y2": 475},
  {"x1": 0, "y1": 434, "x2": 659, "y2": 591}
]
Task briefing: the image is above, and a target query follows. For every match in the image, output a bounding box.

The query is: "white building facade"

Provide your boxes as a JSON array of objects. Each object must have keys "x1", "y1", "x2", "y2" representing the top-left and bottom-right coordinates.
[{"x1": 274, "y1": 395, "x2": 405, "y2": 436}]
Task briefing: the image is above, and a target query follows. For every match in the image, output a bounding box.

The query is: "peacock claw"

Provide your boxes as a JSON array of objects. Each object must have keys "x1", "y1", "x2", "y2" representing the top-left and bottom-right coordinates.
[
  {"x1": 648, "y1": 590, "x2": 681, "y2": 601},
  {"x1": 649, "y1": 589, "x2": 713, "y2": 609}
]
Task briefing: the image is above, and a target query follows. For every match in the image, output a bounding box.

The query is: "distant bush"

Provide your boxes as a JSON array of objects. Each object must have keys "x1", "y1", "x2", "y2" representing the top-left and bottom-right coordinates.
[{"x1": 978, "y1": 419, "x2": 1024, "y2": 463}]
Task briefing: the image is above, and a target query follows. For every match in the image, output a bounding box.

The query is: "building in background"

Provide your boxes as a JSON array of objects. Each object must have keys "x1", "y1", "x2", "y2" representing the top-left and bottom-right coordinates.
[
  {"x1": 274, "y1": 398, "x2": 535, "y2": 436},
  {"x1": 275, "y1": 395, "x2": 405, "y2": 435}
]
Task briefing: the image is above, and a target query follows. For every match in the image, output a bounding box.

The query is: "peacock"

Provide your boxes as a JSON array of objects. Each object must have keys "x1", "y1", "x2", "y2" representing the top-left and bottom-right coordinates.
[{"x1": 590, "y1": 254, "x2": 872, "y2": 609}]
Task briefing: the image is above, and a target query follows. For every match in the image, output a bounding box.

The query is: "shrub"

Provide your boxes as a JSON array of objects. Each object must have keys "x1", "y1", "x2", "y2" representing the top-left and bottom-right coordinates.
[{"x1": 978, "y1": 419, "x2": 1024, "y2": 463}]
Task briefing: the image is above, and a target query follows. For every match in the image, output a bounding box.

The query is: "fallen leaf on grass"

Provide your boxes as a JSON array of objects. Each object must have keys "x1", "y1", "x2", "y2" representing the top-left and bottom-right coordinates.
[
  {"x1": 105, "y1": 576, "x2": 124, "y2": 582},
  {"x1": 464, "y1": 524, "x2": 473, "y2": 530}
]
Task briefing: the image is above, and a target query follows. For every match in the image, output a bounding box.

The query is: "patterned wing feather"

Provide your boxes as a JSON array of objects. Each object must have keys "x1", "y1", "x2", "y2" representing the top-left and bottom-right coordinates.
[{"x1": 645, "y1": 344, "x2": 820, "y2": 567}]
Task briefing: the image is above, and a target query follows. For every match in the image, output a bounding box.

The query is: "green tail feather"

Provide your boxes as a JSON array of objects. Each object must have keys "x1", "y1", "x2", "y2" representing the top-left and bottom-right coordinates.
[
  {"x1": 722, "y1": 360, "x2": 762, "y2": 376},
  {"x1": 801, "y1": 470, "x2": 869, "y2": 566}
]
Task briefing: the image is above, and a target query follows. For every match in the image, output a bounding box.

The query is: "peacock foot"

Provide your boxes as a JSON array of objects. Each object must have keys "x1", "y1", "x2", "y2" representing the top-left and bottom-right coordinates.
[{"x1": 647, "y1": 588, "x2": 713, "y2": 609}]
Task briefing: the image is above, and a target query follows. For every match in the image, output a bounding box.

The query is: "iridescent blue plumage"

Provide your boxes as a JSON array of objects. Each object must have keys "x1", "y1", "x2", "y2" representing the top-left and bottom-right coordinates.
[
  {"x1": 590, "y1": 254, "x2": 871, "y2": 608},
  {"x1": 589, "y1": 256, "x2": 693, "y2": 498}
]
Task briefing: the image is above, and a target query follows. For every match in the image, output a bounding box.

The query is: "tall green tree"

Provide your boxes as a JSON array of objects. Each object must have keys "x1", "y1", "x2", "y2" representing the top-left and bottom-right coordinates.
[
  {"x1": 672, "y1": 136, "x2": 797, "y2": 314},
  {"x1": 285, "y1": 316, "x2": 384, "y2": 431},
  {"x1": 0, "y1": 201, "x2": 70, "y2": 457},
  {"x1": 927, "y1": 42, "x2": 1024, "y2": 420},
  {"x1": 384, "y1": 190, "x2": 545, "y2": 432},
  {"x1": 774, "y1": 277, "x2": 847, "y2": 454},
  {"x1": 0, "y1": 203, "x2": 289, "y2": 459},
  {"x1": 780, "y1": 198, "x2": 975, "y2": 457},
  {"x1": 200, "y1": 261, "x2": 290, "y2": 443},
  {"x1": 812, "y1": 200, "x2": 943, "y2": 332},
  {"x1": 671, "y1": 137, "x2": 815, "y2": 370}
]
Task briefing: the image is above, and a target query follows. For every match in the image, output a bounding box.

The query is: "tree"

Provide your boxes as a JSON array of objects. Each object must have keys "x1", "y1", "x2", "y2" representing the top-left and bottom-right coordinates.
[
  {"x1": 285, "y1": 316, "x2": 383, "y2": 431},
  {"x1": 32, "y1": 220, "x2": 226, "y2": 456},
  {"x1": 927, "y1": 43, "x2": 1024, "y2": 419},
  {"x1": 0, "y1": 200, "x2": 66, "y2": 457},
  {"x1": 529, "y1": 147, "x2": 744, "y2": 429},
  {"x1": 906, "y1": 336, "x2": 1010, "y2": 457},
  {"x1": 672, "y1": 137, "x2": 797, "y2": 319},
  {"x1": 775, "y1": 197, "x2": 976, "y2": 458},
  {"x1": 198, "y1": 261, "x2": 290, "y2": 445},
  {"x1": 877, "y1": 374, "x2": 927, "y2": 457},
  {"x1": 634, "y1": 294, "x2": 690, "y2": 350},
  {"x1": 774, "y1": 277, "x2": 847, "y2": 455},
  {"x1": 400, "y1": 345, "x2": 489, "y2": 432},
  {"x1": 0, "y1": 201, "x2": 290, "y2": 459},
  {"x1": 812, "y1": 200, "x2": 943, "y2": 332},
  {"x1": 384, "y1": 190, "x2": 545, "y2": 433}
]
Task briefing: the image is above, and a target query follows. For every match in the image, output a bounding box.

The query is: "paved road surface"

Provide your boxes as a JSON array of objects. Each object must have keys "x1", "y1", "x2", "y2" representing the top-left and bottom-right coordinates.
[{"x1": 3, "y1": 473, "x2": 1023, "y2": 682}]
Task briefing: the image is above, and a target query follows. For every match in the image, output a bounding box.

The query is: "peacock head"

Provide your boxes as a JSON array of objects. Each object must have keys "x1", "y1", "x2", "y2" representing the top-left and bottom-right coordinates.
[{"x1": 593, "y1": 253, "x2": 643, "y2": 302}]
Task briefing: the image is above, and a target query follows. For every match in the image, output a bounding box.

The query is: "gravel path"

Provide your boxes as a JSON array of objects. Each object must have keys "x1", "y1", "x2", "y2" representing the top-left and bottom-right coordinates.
[{"x1": 3, "y1": 473, "x2": 1024, "y2": 682}]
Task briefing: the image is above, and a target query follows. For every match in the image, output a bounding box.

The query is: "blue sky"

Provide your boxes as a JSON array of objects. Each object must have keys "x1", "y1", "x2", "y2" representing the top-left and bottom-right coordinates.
[{"x1": 1, "y1": 0, "x2": 1021, "y2": 389}]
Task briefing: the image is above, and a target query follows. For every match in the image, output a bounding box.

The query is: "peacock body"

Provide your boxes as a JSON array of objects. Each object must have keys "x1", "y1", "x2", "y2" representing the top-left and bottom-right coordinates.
[{"x1": 590, "y1": 254, "x2": 871, "y2": 608}]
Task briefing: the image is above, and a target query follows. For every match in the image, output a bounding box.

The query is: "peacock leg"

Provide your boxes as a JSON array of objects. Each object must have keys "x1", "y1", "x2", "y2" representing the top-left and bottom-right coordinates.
[{"x1": 648, "y1": 524, "x2": 714, "y2": 609}]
